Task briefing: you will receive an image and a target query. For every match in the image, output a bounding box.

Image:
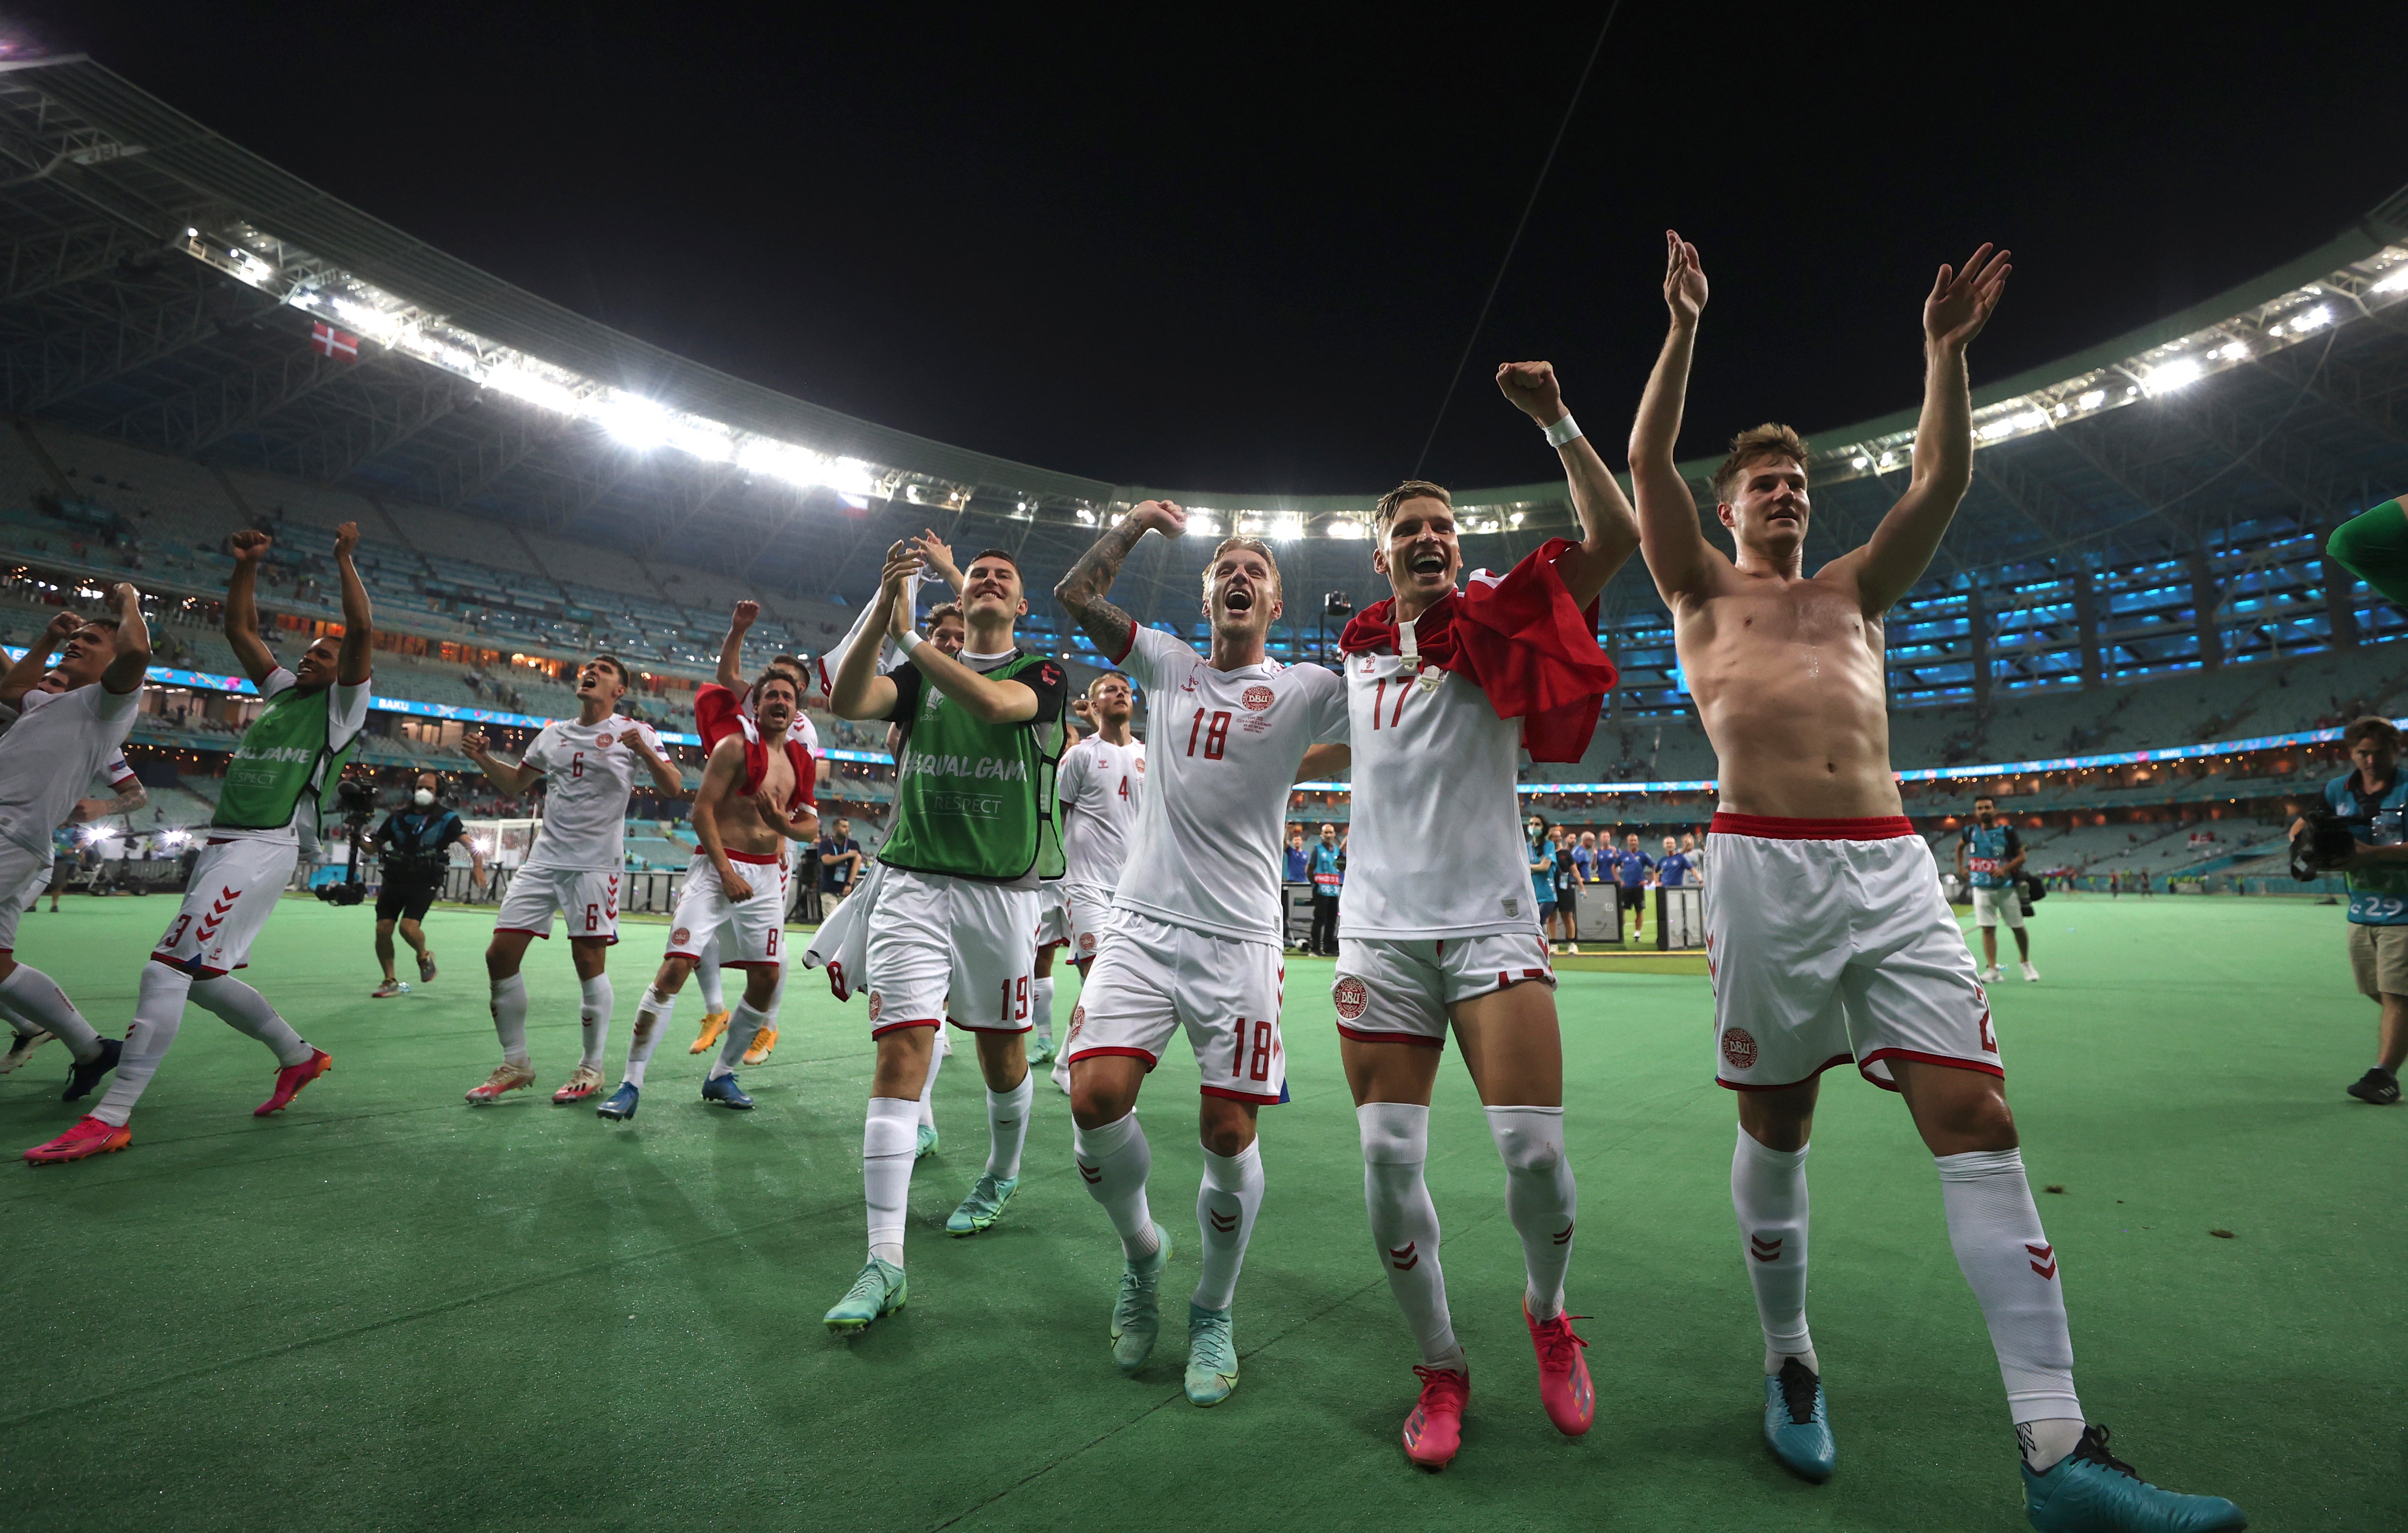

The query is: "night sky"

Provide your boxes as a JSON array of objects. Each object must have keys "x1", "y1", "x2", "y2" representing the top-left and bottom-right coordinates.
[{"x1": 14, "y1": 4, "x2": 2399, "y2": 494}]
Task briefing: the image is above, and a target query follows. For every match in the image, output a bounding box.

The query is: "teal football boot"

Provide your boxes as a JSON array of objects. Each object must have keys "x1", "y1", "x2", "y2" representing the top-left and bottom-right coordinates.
[
  {"x1": 1184, "y1": 1302, "x2": 1238, "y2": 1405},
  {"x1": 944, "y1": 1172, "x2": 1018, "y2": 1235},
  {"x1": 1763, "y1": 1357, "x2": 1835, "y2": 1482},
  {"x1": 823, "y1": 1258, "x2": 907, "y2": 1334},
  {"x1": 2022, "y1": 1425, "x2": 2246, "y2": 1532},
  {"x1": 1109, "y1": 1225, "x2": 1172, "y2": 1372}
]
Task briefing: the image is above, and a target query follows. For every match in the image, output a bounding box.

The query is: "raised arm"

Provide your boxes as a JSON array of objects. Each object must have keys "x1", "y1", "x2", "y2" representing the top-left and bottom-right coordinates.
[
  {"x1": 1844, "y1": 244, "x2": 2012, "y2": 614},
  {"x1": 716, "y1": 600, "x2": 759, "y2": 691},
  {"x1": 458, "y1": 729, "x2": 544, "y2": 798},
  {"x1": 102, "y1": 581, "x2": 151, "y2": 695},
  {"x1": 1, "y1": 610, "x2": 81, "y2": 708},
  {"x1": 1495, "y1": 362, "x2": 1638, "y2": 608},
  {"x1": 1627, "y1": 233, "x2": 1730, "y2": 605},
  {"x1": 911, "y1": 529, "x2": 966, "y2": 595},
  {"x1": 223, "y1": 530, "x2": 280, "y2": 686},
  {"x1": 1055, "y1": 500, "x2": 1184, "y2": 658},
  {"x1": 828, "y1": 546, "x2": 909, "y2": 721},
  {"x1": 624, "y1": 724, "x2": 688, "y2": 798},
  {"x1": 332, "y1": 522, "x2": 372, "y2": 685}
]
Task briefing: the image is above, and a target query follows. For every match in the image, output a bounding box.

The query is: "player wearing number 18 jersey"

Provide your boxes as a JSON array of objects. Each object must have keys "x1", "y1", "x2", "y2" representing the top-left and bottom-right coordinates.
[
  {"x1": 1329, "y1": 360, "x2": 1637, "y2": 1469},
  {"x1": 1055, "y1": 503, "x2": 1348, "y2": 1405}
]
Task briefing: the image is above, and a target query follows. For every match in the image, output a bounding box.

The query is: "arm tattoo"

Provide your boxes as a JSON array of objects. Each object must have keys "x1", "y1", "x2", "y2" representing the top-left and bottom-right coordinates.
[{"x1": 1055, "y1": 521, "x2": 1146, "y2": 659}]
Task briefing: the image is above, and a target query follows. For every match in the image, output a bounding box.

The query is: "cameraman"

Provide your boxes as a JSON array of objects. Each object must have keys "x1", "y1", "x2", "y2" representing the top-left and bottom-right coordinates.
[
  {"x1": 2296, "y1": 717, "x2": 2408, "y2": 1104},
  {"x1": 363, "y1": 772, "x2": 484, "y2": 998}
]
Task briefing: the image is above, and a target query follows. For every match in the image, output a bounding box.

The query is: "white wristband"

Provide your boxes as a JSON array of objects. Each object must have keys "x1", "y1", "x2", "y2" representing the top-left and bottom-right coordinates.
[
  {"x1": 1543, "y1": 413, "x2": 1583, "y2": 448},
  {"x1": 896, "y1": 629, "x2": 924, "y2": 656}
]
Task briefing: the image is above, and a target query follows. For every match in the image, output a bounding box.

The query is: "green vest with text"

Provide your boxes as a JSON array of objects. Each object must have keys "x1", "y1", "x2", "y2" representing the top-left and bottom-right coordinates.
[
  {"x1": 213, "y1": 683, "x2": 355, "y2": 833},
  {"x1": 879, "y1": 653, "x2": 1065, "y2": 882}
]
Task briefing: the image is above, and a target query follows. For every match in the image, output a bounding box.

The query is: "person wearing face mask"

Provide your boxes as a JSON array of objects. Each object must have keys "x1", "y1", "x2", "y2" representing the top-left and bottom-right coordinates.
[{"x1": 365, "y1": 771, "x2": 486, "y2": 998}]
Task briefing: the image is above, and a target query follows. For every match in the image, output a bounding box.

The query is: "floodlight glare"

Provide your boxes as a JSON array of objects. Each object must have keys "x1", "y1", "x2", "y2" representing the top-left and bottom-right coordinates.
[
  {"x1": 2078, "y1": 389, "x2": 2107, "y2": 409},
  {"x1": 1268, "y1": 514, "x2": 1303, "y2": 541},
  {"x1": 1324, "y1": 518, "x2": 1362, "y2": 539},
  {"x1": 597, "y1": 395, "x2": 671, "y2": 450},
  {"x1": 2376, "y1": 267, "x2": 2408, "y2": 295},
  {"x1": 2146, "y1": 359, "x2": 2203, "y2": 394}
]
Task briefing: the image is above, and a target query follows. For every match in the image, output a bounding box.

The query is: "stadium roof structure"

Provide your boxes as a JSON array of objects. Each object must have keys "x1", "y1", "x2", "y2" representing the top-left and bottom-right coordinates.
[{"x1": 3, "y1": 53, "x2": 2408, "y2": 701}]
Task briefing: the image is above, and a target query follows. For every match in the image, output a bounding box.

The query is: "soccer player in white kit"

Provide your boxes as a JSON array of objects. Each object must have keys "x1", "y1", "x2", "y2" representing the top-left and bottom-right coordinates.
[
  {"x1": 1631, "y1": 232, "x2": 2239, "y2": 1530},
  {"x1": 0, "y1": 595, "x2": 148, "y2": 1149},
  {"x1": 458, "y1": 655, "x2": 686, "y2": 1106},
  {"x1": 1331, "y1": 361, "x2": 1637, "y2": 1469},
  {"x1": 0, "y1": 716, "x2": 145, "y2": 1078},
  {"x1": 1043, "y1": 671, "x2": 1143, "y2": 1093},
  {"x1": 36, "y1": 530, "x2": 373, "y2": 1162},
  {"x1": 1053, "y1": 504, "x2": 1344, "y2": 1405}
]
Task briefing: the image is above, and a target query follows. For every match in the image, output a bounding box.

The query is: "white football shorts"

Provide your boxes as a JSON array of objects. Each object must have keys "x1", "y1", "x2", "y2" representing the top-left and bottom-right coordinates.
[
  {"x1": 666, "y1": 851, "x2": 789, "y2": 968},
  {"x1": 1036, "y1": 880, "x2": 1073, "y2": 950},
  {"x1": 1969, "y1": 883, "x2": 2025, "y2": 930},
  {"x1": 1330, "y1": 930, "x2": 1556, "y2": 1047},
  {"x1": 1068, "y1": 908, "x2": 1288, "y2": 1104},
  {"x1": 862, "y1": 868, "x2": 1039, "y2": 1038},
  {"x1": 0, "y1": 839, "x2": 49, "y2": 954},
  {"x1": 495, "y1": 863, "x2": 623, "y2": 944},
  {"x1": 802, "y1": 861, "x2": 881, "y2": 1001},
  {"x1": 1062, "y1": 880, "x2": 1115, "y2": 965},
  {"x1": 1705, "y1": 813, "x2": 2000, "y2": 1093},
  {"x1": 151, "y1": 836, "x2": 301, "y2": 978}
]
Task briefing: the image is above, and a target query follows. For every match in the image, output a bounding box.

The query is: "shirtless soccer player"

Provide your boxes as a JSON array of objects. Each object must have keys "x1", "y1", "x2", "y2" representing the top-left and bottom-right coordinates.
[
  {"x1": 823, "y1": 541, "x2": 1069, "y2": 1332},
  {"x1": 1333, "y1": 360, "x2": 1635, "y2": 1470},
  {"x1": 0, "y1": 594, "x2": 148, "y2": 1143},
  {"x1": 35, "y1": 530, "x2": 370, "y2": 1162},
  {"x1": 459, "y1": 657, "x2": 685, "y2": 1105},
  {"x1": 1043, "y1": 671, "x2": 1144, "y2": 1094},
  {"x1": 600, "y1": 665, "x2": 815, "y2": 1120},
  {"x1": 1631, "y1": 232, "x2": 2240, "y2": 1530},
  {"x1": 1054, "y1": 504, "x2": 1344, "y2": 1405}
]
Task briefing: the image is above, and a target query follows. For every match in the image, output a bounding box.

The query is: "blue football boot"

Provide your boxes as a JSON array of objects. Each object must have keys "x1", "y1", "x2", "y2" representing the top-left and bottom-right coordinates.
[
  {"x1": 2022, "y1": 1425, "x2": 2246, "y2": 1532},
  {"x1": 1763, "y1": 1357, "x2": 1835, "y2": 1482},
  {"x1": 62, "y1": 1036, "x2": 121, "y2": 1102},
  {"x1": 701, "y1": 1072, "x2": 753, "y2": 1110},
  {"x1": 595, "y1": 1082, "x2": 640, "y2": 1121}
]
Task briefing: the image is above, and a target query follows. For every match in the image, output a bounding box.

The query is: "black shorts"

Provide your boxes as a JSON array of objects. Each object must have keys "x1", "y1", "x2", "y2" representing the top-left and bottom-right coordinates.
[{"x1": 376, "y1": 871, "x2": 445, "y2": 922}]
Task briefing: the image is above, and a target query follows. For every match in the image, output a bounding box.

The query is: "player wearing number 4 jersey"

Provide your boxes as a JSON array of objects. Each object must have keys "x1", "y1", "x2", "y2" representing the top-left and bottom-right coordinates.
[
  {"x1": 1054, "y1": 503, "x2": 1348, "y2": 1405},
  {"x1": 459, "y1": 655, "x2": 686, "y2": 1108},
  {"x1": 824, "y1": 538, "x2": 1069, "y2": 1333},
  {"x1": 1329, "y1": 359, "x2": 1637, "y2": 1469},
  {"x1": 1634, "y1": 231, "x2": 2238, "y2": 1529}
]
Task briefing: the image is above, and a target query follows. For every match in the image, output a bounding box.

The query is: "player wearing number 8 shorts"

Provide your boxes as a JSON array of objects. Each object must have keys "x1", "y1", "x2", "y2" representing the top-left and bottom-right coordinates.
[
  {"x1": 1328, "y1": 358, "x2": 1638, "y2": 1470},
  {"x1": 1055, "y1": 502, "x2": 1347, "y2": 1405}
]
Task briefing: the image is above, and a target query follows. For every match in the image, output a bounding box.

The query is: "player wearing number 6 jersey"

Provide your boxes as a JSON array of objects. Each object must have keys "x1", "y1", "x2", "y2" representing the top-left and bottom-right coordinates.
[
  {"x1": 1054, "y1": 502, "x2": 1348, "y2": 1405},
  {"x1": 1329, "y1": 359, "x2": 1637, "y2": 1469},
  {"x1": 823, "y1": 539, "x2": 1070, "y2": 1333},
  {"x1": 458, "y1": 655, "x2": 686, "y2": 1108}
]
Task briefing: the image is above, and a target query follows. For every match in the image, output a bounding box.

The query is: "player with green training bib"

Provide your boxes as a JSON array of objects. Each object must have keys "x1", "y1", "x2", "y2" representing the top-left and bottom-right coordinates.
[{"x1": 823, "y1": 537, "x2": 1069, "y2": 1333}]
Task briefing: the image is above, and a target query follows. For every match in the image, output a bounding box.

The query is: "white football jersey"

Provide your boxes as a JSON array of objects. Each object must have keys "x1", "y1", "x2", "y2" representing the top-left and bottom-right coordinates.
[
  {"x1": 0, "y1": 682, "x2": 141, "y2": 856},
  {"x1": 1113, "y1": 624, "x2": 1347, "y2": 943},
  {"x1": 1056, "y1": 733, "x2": 1144, "y2": 889},
  {"x1": 1339, "y1": 646, "x2": 1537, "y2": 939},
  {"x1": 521, "y1": 714, "x2": 662, "y2": 871}
]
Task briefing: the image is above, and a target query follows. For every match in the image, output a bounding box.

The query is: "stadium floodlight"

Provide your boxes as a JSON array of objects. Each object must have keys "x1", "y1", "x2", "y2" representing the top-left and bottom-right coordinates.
[
  {"x1": 2376, "y1": 267, "x2": 2408, "y2": 295},
  {"x1": 665, "y1": 419, "x2": 733, "y2": 462},
  {"x1": 2145, "y1": 358, "x2": 2204, "y2": 395},
  {"x1": 1188, "y1": 514, "x2": 1223, "y2": 537},
  {"x1": 1325, "y1": 517, "x2": 1363, "y2": 539},
  {"x1": 595, "y1": 394, "x2": 671, "y2": 451},
  {"x1": 484, "y1": 363, "x2": 580, "y2": 414},
  {"x1": 2077, "y1": 388, "x2": 2108, "y2": 409},
  {"x1": 1268, "y1": 513, "x2": 1304, "y2": 541}
]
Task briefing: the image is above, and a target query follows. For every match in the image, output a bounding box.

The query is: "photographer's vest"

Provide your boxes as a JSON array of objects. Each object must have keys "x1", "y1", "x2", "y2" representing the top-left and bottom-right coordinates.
[
  {"x1": 879, "y1": 652, "x2": 1065, "y2": 884},
  {"x1": 2324, "y1": 772, "x2": 2408, "y2": 925},
  {"x1": 214, "y1": 683, "x2": 356, "y2": 833}
]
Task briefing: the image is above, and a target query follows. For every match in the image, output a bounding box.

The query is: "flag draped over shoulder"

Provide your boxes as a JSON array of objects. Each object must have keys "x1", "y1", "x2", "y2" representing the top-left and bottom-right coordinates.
[{"x1": 1337, "y1": 537, "x2": 1616, "y2": 761}]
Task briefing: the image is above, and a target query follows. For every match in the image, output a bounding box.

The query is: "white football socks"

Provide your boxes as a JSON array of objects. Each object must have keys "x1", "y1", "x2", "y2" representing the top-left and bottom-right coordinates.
[
  {"x1": 0, "y1": 963, "x2": 102, "y2": 1060},
  {"x1": 696, "y1": 937, "x2": 726, "y2": 1014},
  {"x1": 917, "y1": 1037, "x2": 944, "y2": 1128},
  {"x1": 1485, "y1": 1104, "x2": 1576, "y2": 1321},
  {"x1": 1935, "y1": 1147, "x2": 2083, "y2": 1468},
  {"x1": 490, "y1": 973, "x2": 529, "y2": 1066},
  {"x1": 1073, "y1": 1109, "x2": 1160, "y2": 1259},
  {"x1": 1193, "y1": 1137, "x2": 1263, "y2": 1311},
  {"x1": 1031, "y1": 975, "x2": 1054, "y2": 1046},
  {"x1": 1358, "y1": 1102, "x2": 1462, "y2": 1371},
  {"x1": 577, "y1": 975, "x2": 614, "y2": 1070},
  {"x1": 189, "y1": 976, "x2": 312, "y2": 1067},
  {"x1": 625, "y1": 986, "x2": 674, "y2": 1087},
  {"x1": 1732, "y1": 1128, "x2": 1817, "y2": 1374},
  {"x1": 93, "y1": 960, "x2": 194, "y2": 1127},
  {"x1": 710, "y1": 1001, "x2": 769, "y2": 1081},
  {"x1": 983, "y1": 1068, "x2": 1033, "y2": 1181},
  {"x1": 863, "y1": 1095, "x2": 919, "y2": 1266}
]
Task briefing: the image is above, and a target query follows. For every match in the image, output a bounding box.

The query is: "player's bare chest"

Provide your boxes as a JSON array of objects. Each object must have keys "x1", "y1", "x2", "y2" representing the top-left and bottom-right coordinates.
[{"x1": 1700, "y1": 585, "x2": 1876, "y2": 655}]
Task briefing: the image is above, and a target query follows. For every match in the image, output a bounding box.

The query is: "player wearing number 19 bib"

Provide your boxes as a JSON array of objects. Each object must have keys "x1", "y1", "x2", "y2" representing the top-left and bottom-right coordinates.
[
  {"x1": 1328, "y1": 360, "x2": 1637, "y2": 1470},
  {"x1": 1055, "y1": 505, "x2": 1348, "y2": 1405}
]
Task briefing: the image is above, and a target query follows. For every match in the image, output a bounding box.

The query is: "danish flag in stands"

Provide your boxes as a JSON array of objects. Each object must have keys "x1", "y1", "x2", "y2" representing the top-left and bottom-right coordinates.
[{"x1": 310, "y1": 322, "x2": 360, "y2": 362}]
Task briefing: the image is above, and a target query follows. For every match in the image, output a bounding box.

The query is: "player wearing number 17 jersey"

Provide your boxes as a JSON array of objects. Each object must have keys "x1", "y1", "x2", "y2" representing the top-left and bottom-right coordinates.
[
  {"x1": 1054, "y1": 503, "x2": 1348, "y2": 1405},
  {"x1": 1329, "y1": 360, "x2": 1638, "y2": 1469}
]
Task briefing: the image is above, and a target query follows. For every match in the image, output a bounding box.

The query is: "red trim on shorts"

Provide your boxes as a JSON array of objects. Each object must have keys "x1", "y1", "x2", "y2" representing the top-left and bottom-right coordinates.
[
  {"x1": 722, "y1": 849, "x2": 782, "y2": 866},
  {"x1": 949, "y1": 1018, "x2": 1033, "y2": 1035},
  {"x1": 1335, "y1": 1022, "x2": 1444, "y2": 1049},
  {"x1": 871, "y1": 1018, "x2": 940, "y2": 1039},
  {"x1": 1854, "y1": 1047, "x2": 2004, "y2": 1093},
  {"x1": 149, "y1": 952, "x2": 228, "y2": 979},
  {"x1": 1202, "y1": 1083, "x2": 1281, "y2": 1104},
  {"x1": 1717, "y1": 1052, "x2": 1854, "y2": 1091},
  {"x1": 1068, "y1": 1045, "x2": 1158, "y2": 1070},
  {"x1": 1709, "y1": 812, "x2": 1917, "y2": 841},
  {"x1": 721, "y1": 959, "x2": 782, "y2": 970},
  {"x1": 493, "y1": 926, "x2": 549, "y2": 939}
]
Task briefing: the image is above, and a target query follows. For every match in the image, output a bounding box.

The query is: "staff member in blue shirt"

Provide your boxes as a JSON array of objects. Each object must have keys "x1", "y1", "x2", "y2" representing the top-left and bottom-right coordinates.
[
  {"x1": 364, "y1": 772, "x2": 485, "y2": 998},
  {"x1": 1308, "y1": 821, "x2": 1344, "y2": 957},
  {"x1": 1526, "y1": 813, "x2": 1560, "y2": 943},
  {"x1": 1656, "y1": 834, "x2": 1693, "y2": 889},
  {"x1": 1284, "y1": 825, "x2": 1312, "y2": 883},
  {"x1": 2301, "y1": 717, "x2": 2408, "y2": 1104},
  {"x1": 1614, "y1": 831, "x2": 1655, "y2": 942}
]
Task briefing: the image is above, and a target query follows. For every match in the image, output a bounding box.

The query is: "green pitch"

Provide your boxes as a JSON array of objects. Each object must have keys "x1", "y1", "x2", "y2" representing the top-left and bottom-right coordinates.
[{"x1": 0, "y1": 894, "x2": 2396, "y2": 1530}]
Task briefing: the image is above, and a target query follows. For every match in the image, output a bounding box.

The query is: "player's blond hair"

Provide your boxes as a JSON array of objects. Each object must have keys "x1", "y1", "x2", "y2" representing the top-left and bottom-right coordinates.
[
  {"x1": 1201, "y1": 536, "x2": 1282, "y2": 601},
  {"x1": 1711, "y1": 424, "x2": 1811, "y2": 503},
  {"x1": 1373, "y1": 480, "x2": 1451, "y2": 533}
]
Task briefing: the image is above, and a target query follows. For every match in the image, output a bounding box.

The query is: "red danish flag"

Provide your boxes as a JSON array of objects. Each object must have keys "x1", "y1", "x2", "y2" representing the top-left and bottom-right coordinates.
[
  {"x1": 309, "y1": 322, "x2": 359, "y2": 361},
  {"x1": 2026, "y1": 1242, "x2": 2057, "y2": 1280}
]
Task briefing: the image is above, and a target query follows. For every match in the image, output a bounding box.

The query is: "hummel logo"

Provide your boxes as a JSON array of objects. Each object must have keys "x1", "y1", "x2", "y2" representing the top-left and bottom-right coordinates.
[
  {"x1": 1551, "y1": 1222, "x2": 1574, "y2": 1246},
  {"x1": 1750, "y1": 1233, "x2": 1784, "y2": 1263},
  {"x1": 1388, "y1": 1240, "x2": 1419, "y2": 1272},
  {"x1": 1209, "y1": 1210, "x2": 1237, "y2": 1234},
  {"x1": 2026, "y1": 1242, "x2": 2057, "y2": 1280},
  {"x1": 1076, "y1": 1160, "x2": 1101, "y2": 1184}
]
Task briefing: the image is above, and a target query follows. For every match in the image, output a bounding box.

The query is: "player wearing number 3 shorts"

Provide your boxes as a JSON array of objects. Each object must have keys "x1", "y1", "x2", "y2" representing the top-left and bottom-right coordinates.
[
  {"x1": 1054, "y1": 502, "x2": 1347, "y2": 1405},
  {"x1": 459, "y1": 655, "x2": 687, "y2": 1108},
  {"x1": 1633, "y1": 230, "x2": 2239, "y2": 1527},
  {"x1": 1328, "y1": 357, "x2": 1637, "y2": 1470}
]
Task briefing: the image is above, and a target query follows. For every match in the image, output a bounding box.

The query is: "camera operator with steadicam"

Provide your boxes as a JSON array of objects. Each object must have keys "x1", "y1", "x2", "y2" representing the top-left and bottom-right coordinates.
[
  {"x1": 361, "y1": 771, "x2": 485, "y2": 999},
  {"x1": 2291, "y1": 715, "x2": 2408, "y2": 1104}
]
